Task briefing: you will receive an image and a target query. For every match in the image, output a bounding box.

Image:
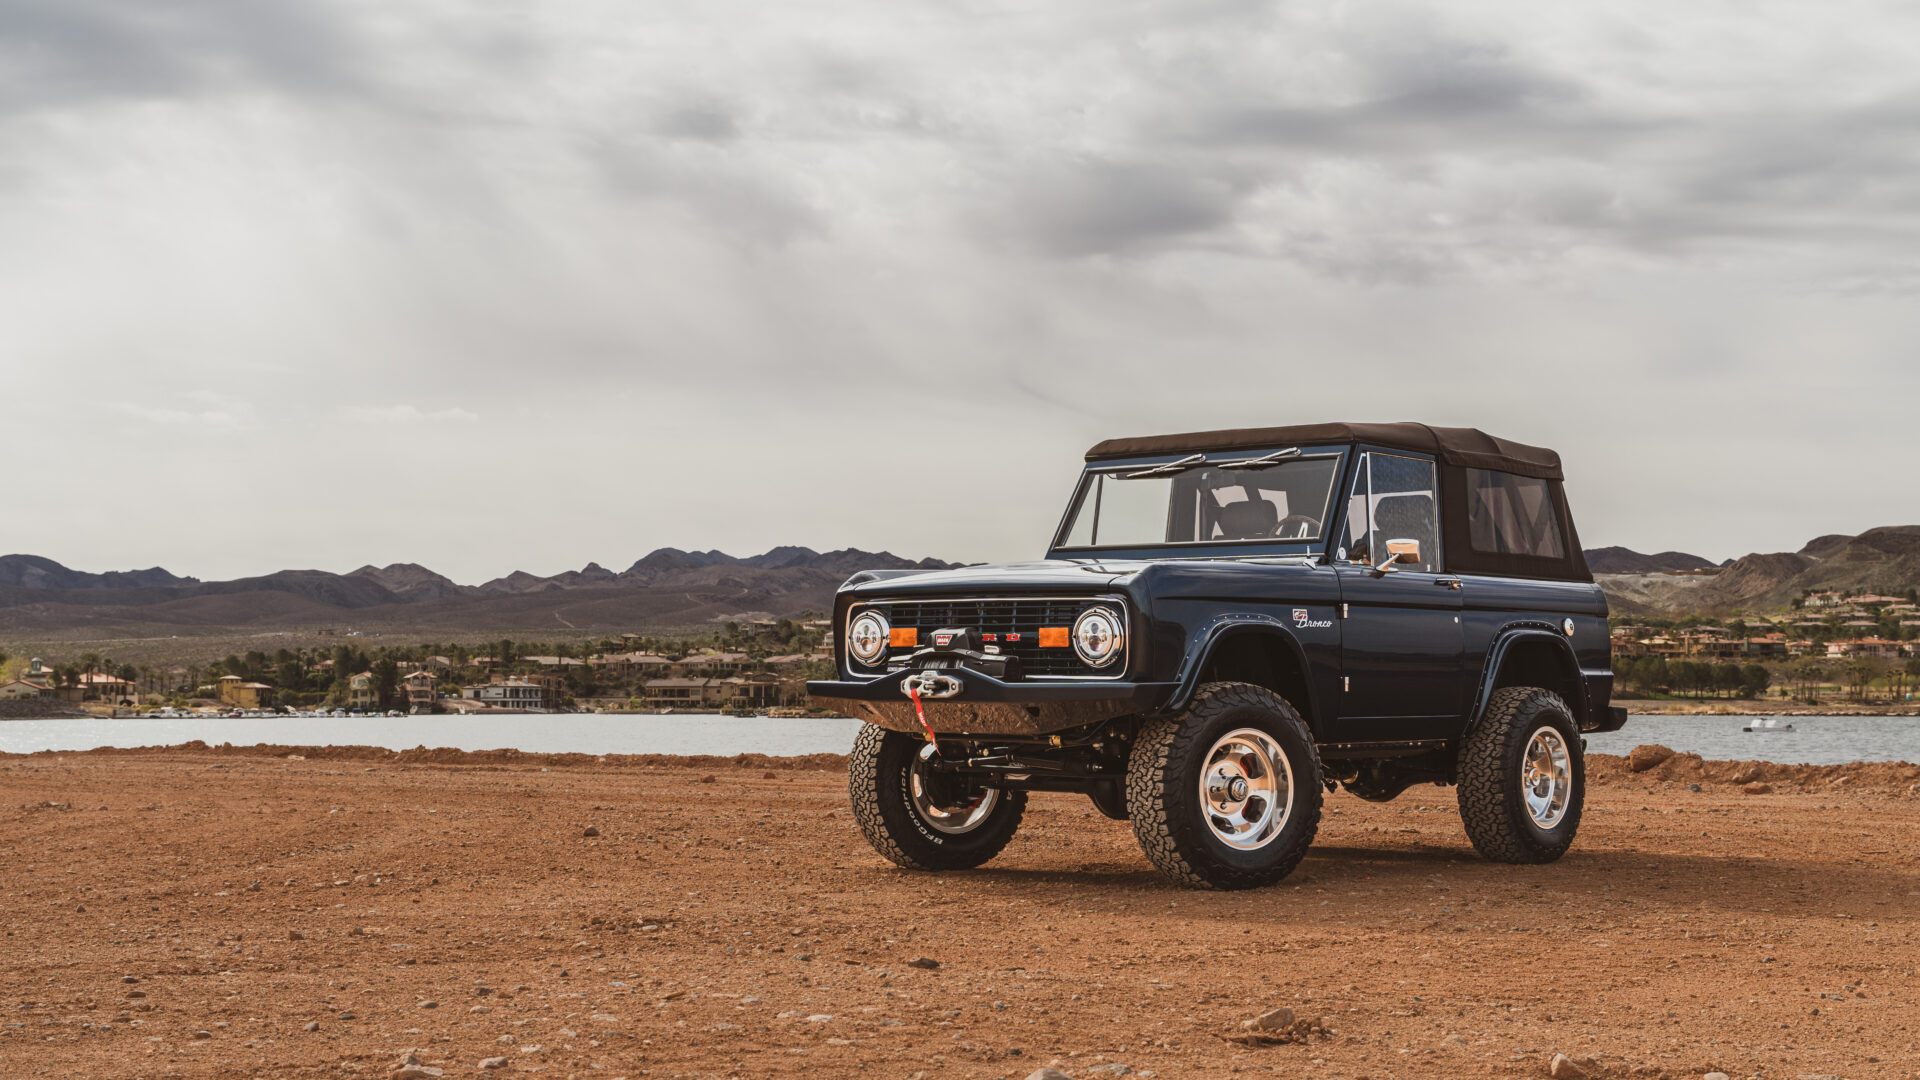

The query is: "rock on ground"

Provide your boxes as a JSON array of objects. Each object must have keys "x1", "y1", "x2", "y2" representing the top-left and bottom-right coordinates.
[
  {"x1": 1549, "y1": 1052, "x2": 1588, "y2": 1079},
  {"x1": 1627, "y1": 744, "x2": 1676, "y2": 772},
  {"x1": 1243, "y1": 1006, "x2": 1295, "y2": 1031}
]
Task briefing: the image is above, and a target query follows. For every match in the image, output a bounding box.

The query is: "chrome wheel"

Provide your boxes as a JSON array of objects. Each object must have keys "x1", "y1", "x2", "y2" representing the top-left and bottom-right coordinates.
[
  {"x1": 1198, "y1": 727, "x2": 1294, "y2": 850},
  {"x1": 910, "y1": 748, "x2": 1000, "y2": 835},
  {"x1": 1522, "y1": 726, "x2": 1572, "y2": 828}
]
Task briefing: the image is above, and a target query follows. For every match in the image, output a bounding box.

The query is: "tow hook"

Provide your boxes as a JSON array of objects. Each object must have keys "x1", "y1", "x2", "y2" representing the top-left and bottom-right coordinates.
[{"x1": 900, "y1": 671, "x2": 963, "y2": 700}]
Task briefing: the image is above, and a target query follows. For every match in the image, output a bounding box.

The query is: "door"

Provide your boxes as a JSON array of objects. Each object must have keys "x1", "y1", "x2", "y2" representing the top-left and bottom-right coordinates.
[{"x1": 1334, "y1": 451, "x2": 1465, "y2": 742}]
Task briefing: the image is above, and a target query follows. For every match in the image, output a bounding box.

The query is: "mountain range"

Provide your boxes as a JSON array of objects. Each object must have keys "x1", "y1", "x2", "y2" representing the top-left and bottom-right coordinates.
[
  {"x1": 0, "y1": 548, "x2": 952, "y2": 638},
  {"x1": 1591, "y1": 526, "x2": 1920, "y2": 615},
  {"x1": 1582, "y1": 547, "x2": 1726, "y2": 575},
  {"x1": 3, "y1": 525, "x2": 1915, "y2": 637}
]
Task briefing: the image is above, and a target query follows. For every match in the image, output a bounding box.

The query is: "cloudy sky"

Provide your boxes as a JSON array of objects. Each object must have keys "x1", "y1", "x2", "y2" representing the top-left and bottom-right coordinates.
[{"x1": 6, "y1": 0, "x2": 1920, "y2": 583}]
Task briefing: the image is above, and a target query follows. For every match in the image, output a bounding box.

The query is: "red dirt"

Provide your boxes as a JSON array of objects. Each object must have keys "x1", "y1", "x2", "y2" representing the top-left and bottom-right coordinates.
[{"x1": 3, "y1": 745, "x2": 1918, "y2": 1079}]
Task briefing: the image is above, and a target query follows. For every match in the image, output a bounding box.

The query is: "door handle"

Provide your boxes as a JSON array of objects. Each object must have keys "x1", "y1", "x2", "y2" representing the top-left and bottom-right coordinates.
[{"x1": 1435, "y1": 578, "x2": 1463, "y2": 590}]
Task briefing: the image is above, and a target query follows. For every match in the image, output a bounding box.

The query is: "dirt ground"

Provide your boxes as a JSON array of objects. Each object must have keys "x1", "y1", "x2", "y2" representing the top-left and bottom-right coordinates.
[{"x1": 4, "y1": 745, "x2": 1918, "y2": 1080}]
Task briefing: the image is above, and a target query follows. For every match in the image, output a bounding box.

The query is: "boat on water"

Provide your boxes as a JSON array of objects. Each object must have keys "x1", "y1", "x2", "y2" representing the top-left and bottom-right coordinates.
[{"x1": 1743, "y1": 717, "x2": 1796, "y2": 733}]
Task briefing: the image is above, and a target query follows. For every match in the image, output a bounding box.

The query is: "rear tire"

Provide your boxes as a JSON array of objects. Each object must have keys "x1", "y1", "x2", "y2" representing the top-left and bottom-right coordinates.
[
  {"x1": 1456, "y1": 687, "x2": 1584, "y2": 863},
  {"x1": 848, "y1": 724, "x2": 1026, "y2": 870},
  {"x1": 1125, "y1": 682, "x2": 1322, "y2": 890}
]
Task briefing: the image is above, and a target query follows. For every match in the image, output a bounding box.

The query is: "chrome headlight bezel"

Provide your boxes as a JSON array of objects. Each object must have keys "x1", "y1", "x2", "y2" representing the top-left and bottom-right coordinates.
[
  {"x1": 1071, "y1": 605, "x2": 1125, "y2": 669},
  {"x1": 847, "y1": 609, "x2": 891, "y2": 668}
]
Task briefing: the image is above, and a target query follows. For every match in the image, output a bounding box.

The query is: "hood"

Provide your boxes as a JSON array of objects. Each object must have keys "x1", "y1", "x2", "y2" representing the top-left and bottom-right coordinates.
[{"x1": 839, "y1": 560, "x2": 1144, "y2": 598}]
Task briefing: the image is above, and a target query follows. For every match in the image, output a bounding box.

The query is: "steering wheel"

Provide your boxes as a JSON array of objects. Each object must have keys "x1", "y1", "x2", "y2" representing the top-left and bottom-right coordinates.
[{"x1": 1273, "y1": 515, "x2": 1319, "y2": 540}]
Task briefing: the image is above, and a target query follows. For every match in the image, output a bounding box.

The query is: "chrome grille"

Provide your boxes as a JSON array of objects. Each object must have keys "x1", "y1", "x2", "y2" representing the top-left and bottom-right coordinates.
[{"x1": 860, "y1": 596, "x2": 1123, "y2": 678}]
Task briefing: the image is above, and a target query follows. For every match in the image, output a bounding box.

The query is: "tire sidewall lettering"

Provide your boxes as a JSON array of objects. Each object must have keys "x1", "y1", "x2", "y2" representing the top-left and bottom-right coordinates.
[{"x1": 894, "y1": 761, "x2": 948, "y2": 845}]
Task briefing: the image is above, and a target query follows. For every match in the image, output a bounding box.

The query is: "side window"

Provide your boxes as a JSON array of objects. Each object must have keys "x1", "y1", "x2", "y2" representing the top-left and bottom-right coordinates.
[
  {"x1": 1340, "y1": 453, "x2": 1439, "y2": 573},
  {"x1": 1467, "y1": 469, "x2": 1566, "y2": 558}
]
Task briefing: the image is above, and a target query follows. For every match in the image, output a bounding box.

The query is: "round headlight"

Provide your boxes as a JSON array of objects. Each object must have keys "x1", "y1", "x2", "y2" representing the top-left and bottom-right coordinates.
[
  {"x1": 847, "y1": 610, "x2": 891, "y2": 667},
  {"x1": 1072, "y1": 606, "x2": 1125, "y2": 668}
]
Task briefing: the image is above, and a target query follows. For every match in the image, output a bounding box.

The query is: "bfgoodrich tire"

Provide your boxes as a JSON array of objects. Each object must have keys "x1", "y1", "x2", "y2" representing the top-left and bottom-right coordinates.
[
  {"x1": 1125, "y1": 682, "x2": 1323, "y2": 890},
  {"x1": 1456, "y1": 686, "x2": 1585, "y2": 863},
  {"x1": 847, "y1": 724, "x2": 1026, "y2": 870}
]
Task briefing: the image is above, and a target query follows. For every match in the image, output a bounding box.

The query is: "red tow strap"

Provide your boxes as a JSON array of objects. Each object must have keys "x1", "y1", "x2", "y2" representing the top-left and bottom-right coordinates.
[{"x1": 908, "y1": 684, "x2": 940, "y2": 754}]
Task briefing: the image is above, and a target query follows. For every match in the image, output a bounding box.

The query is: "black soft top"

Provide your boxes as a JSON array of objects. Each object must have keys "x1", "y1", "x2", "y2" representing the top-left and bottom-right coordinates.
[{"x1": 1085, "y1": 422, "x2": 1562, "y2": 481}]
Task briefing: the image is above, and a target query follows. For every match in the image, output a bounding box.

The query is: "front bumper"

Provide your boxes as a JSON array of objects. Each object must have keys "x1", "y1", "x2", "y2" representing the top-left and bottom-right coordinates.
[{"x1": 808, "y1": 671, "x2": 1175, "y2": 737}]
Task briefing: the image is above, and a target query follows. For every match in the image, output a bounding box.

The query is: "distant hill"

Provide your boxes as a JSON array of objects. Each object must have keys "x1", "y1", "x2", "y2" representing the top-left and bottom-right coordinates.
[
  {"x1": 1594, "y1": 526, "x2": 1920, "y2": 615},
  {"x1": 0, "y1": 548, "x2": 954, "y2": 637},
  {"x1": 0, "y1": 554, "x2": 194, "y2": 590},
  {"x1": 1583, "y1": 547, "x2": 1722, "y2": 575}
]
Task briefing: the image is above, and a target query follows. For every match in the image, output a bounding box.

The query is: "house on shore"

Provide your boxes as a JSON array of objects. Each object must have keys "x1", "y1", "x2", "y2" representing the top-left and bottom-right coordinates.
[
  {"x1": 0, "y1": 678, "x2": 51, "y2": 699},
  {"x1": 643, "y1": 677, "x2": 716, "y2": 709},
  {"x1": 347, "y1": 672, "x2": 380, "y2": 711},
  {"x1": 462, "y1": 678, "x2": 544, "y2": 711},
  {"x1": 403, "y1": 670, "x2": 438, "y2": 712},
  {"x1": 216, "y1": 675, "x2": 276, "y2": 709},
  {"x1": 642, "y1": 673, "x2": 790, "y2": 710},
  {"x1": 76, "y1": 671, "x2": 138, "y2": 704},
  {"x1": 1, "y1": 658, "x2": 54, "y2": 699},
  {"x1": 718, "y1": 673, "x2": 782, "y2": 709}
]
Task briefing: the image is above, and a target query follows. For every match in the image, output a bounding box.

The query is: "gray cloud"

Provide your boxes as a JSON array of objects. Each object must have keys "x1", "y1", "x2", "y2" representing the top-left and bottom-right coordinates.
[
  {"x1": 0, "y1": 0, "x2": 364, "y2": 112},
  {"x1": 656, "y1": 101, "x2": 741, "y2": 143},
  {"x1": 3, "y1": 0, "x2": 1920, "y2": 580},
  {"x1": 997, "y1": 159, "x2": 1247, "y2": 257}
]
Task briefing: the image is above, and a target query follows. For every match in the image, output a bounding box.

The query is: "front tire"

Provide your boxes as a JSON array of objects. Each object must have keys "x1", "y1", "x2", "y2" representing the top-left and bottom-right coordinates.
[
  {"x1": 848, "y1": 724, "x2": 1026, "y2": 870},
  {"x1": 1125, "y1": 682, "x2": 1323, "y2": 890},
  {"x1": 1456, "y1": 687, "x2": 1584, "y2": 863}
]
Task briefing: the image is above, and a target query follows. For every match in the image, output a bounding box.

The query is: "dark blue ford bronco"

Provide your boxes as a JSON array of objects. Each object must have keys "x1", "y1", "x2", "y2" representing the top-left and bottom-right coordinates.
[{"x1": 809, "y1": 422, "x2": 1626, "y2": 890}]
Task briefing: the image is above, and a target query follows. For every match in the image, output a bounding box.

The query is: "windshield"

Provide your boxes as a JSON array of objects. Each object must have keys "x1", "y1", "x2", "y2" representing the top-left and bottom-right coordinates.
[{"x1": 1056, "y1": 453, "x2": 1342, "y2": 550}]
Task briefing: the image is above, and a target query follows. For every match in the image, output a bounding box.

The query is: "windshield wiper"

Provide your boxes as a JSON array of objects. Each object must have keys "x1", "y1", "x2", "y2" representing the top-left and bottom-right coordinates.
[
  {"x1": 1216, "y1": 447, "x2": 1301, "y2": 470},
  {"x1": 1123, "y1": 452, "x2": 1207, "y2": 479}
]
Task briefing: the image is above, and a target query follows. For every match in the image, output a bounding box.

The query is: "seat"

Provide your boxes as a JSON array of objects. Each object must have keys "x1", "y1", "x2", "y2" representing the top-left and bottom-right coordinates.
[{"x1": 1214, "y1": 498, "x2": 1280, "y2": 540}]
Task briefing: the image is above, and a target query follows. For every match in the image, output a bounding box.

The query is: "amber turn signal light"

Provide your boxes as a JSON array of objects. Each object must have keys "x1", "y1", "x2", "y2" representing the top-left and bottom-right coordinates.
[
  {"x1": 1038, "y1": 627, "x2": 1071, "y2": 648},
  {"x1": 889, "y1": 627, "x2": 918, "y2": 648}
]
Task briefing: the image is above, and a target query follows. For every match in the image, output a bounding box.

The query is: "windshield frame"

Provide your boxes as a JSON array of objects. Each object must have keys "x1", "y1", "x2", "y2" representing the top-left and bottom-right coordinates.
[{"x1": 1047, "y1": 446, "x2": 1350, "y2": 560}]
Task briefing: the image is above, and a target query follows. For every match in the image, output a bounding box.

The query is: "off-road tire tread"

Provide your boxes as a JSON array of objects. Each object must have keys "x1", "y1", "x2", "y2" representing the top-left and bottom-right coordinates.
[
  {"x1": 848, "y1": 724, "x2": 1025, "y2": 871},
  {"x1": 1125, "y1": 682, "x2": 1323, "y2": 890},
  {"x1": 1456, "y1": 686, "x2": 1583, "y2": 864}
]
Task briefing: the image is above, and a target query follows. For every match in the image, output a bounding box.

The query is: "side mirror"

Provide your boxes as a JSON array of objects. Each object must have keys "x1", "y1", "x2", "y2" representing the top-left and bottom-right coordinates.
[{"x1": 1373, "y1": 538, "x2": 1421, "y2": 574}]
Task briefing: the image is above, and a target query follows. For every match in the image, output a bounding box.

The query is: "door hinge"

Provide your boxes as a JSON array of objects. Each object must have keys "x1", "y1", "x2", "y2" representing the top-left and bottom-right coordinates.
[
  {"x1": 1340, "y1": 603, "x2": 1349, "y2": 619},
  {"x1": 1342, "y1": 676, "x2": 1350, "y2": 692}
]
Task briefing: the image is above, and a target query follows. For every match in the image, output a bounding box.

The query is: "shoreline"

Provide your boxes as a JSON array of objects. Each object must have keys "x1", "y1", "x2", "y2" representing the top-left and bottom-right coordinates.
[
  {"x1": 5, "y1": 739, "x2": 1917, "y2": 784},
  {"x1": 1620, "y1": 698, "x2": 1919, "y2": 715}
]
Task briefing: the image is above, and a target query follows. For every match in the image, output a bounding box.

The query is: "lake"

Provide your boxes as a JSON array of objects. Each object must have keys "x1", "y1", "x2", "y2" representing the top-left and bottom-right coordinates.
[
  {"x1": 0, "y1": 712, "x2": 866, "y2": 759},
  {"x1": 0, "y1": 712, "x2": 1914, "y2": 767}
]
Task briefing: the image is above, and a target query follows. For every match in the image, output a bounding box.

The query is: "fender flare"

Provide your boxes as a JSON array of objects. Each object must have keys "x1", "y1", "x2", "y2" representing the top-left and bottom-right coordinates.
[
  {"x1": 1165, "y1": 614, "x2": 1318, "y2": 722},
  {"x1": 1466, "y1": 624, "x2": 1586, "y2": 734}
]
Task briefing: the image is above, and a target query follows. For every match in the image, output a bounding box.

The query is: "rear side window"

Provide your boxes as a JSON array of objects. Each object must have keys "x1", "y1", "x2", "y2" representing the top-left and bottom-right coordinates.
[{"x1": 1467, "y1": 469, "x2": 1565, "y2": 559}]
